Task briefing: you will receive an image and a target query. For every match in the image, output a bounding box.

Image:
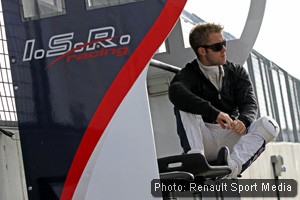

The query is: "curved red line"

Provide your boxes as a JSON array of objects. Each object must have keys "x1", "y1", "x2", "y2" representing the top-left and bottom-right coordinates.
[{"x1": 60, "y1": 0, "x2": 187, "y2": 199}]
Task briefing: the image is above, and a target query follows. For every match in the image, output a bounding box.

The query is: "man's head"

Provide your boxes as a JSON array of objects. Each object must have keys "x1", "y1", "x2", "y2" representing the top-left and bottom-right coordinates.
[{"x1": 189, "y1": 23, "x2": 227, "y2": 66}]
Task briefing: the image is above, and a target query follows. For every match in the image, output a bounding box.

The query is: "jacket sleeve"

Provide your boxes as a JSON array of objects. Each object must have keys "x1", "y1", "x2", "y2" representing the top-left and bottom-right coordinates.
[
  {"x1": 234, "y1": 65, "x2": 258, "y2": 128},
  {"x1": 168, "y1": 65, "x2": 221, "y2": 121}
]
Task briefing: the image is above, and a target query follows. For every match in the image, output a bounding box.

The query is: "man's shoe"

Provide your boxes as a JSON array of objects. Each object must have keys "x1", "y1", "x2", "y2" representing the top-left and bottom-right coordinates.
[
  {"x1": 216, "y1": 146, "x2": 230, "y2": 166},
  {"x1": 210, "y1": 146, "x2": 231, "y2": 179},
  {"x1": 217, "y1": 147, "x2": 241, "y2": 179}
]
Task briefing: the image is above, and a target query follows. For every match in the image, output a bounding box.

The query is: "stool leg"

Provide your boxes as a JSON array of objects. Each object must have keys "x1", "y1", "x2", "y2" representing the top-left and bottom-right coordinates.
[
  {"x1": 193, "y1": 192, "x2": 202, "y2": 200},
  {"x1": 163, "y1": 191, "x2": 177, "y2": 200}
]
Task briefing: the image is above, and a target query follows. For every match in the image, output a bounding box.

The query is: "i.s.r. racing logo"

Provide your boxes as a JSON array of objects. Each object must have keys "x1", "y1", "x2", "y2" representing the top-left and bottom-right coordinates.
[{"x1": 22, "y1": 26, "x2": 130, "y2": 68}]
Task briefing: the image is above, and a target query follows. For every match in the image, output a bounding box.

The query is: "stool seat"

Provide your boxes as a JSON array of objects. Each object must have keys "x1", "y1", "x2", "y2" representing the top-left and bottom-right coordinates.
[
  {"x1": 160, "y1": 171, "x2": 194, "y2": 181},
  {"x1": 158, "y1": 153, "x2": 231, "y2": 179}
]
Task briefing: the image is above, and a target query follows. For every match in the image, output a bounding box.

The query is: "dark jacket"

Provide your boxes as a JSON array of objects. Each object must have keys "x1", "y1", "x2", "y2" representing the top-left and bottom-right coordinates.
[{"x1": 169, "y1": 59, "x2": 257, "y2": 128}]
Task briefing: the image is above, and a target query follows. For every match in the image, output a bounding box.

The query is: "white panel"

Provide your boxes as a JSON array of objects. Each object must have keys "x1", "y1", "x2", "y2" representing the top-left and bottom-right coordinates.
[
  {"x1": 73, "y1": 65, "x2": 160, "y2": 199},
  {"x1": 149, "y1": 94, "x2": 182, "y2": 158},
  {"x1": 227, "y1": 0, "x2": 266, "y2": 65}
]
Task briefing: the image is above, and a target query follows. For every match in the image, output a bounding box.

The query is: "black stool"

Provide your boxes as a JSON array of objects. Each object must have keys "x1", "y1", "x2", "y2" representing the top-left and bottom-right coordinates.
[{"x1": 158, "y1": 153, "x2": 231, "y2": 200}]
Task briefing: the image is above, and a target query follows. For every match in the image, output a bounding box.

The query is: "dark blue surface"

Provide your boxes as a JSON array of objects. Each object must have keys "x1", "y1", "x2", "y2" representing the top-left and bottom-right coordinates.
[{"x1": 2, "y1": 0, "x2": 167, "y2": 199}]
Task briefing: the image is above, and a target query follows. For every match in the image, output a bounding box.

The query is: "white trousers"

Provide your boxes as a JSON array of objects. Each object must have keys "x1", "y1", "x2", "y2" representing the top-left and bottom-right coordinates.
[{"x1": 179, "y1": 110, "x2": 273, "y2": 171}]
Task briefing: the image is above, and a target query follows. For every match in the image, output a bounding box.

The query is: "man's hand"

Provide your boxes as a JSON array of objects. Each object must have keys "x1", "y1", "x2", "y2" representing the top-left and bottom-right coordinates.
[
  {"x1": 231, "y1": 119, "x2": 246, "y2": 134},
  {"x1": 216, "y1": 112, "x2": 233, "y2": 129}
]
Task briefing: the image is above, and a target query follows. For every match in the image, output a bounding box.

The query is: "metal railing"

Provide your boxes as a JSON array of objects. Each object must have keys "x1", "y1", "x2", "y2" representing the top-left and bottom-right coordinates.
[{"x1": 0, "y1": 8, "x2": 18, "y2": 127}]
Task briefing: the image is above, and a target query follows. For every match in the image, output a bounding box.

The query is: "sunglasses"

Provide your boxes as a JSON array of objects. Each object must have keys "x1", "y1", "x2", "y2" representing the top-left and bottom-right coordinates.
[{"x1": 198, "y1": 40, "x2": 226, "y2": 52}]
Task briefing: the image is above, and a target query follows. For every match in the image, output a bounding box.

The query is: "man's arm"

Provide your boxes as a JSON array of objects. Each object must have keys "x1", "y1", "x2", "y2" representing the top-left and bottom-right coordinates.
[
  {"x1": 168, "y1": 65, "x2": 221, "y2": 122},
  {"x1": 234, "y1": 65, "x2": 258, "y2": 128}
]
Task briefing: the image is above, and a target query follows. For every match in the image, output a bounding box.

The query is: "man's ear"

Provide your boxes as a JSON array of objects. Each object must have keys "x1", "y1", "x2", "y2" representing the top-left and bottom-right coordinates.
[{"x1": 197, "y1": 47, "x2": 206, "y2": 56}]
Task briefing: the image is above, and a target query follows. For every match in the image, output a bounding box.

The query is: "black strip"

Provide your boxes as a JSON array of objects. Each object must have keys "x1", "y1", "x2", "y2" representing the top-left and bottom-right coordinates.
[{"x1": 174, "y1": 107, "x2": 191, "y2": 153}]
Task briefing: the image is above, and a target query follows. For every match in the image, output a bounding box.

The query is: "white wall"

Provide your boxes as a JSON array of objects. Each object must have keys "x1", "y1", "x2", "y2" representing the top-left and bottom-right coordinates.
[
  {"x1": 0, "y1": 128, "x2": 28, "y2": 200},
  {"x1": 241, "y1": 142, "x2": 300, "y2": 200}
]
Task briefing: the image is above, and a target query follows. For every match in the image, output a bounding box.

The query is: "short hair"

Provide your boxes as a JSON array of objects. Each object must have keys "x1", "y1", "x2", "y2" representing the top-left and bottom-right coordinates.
[{"x1": 189, "y1": 22, "x2": 224, "y2": 57}]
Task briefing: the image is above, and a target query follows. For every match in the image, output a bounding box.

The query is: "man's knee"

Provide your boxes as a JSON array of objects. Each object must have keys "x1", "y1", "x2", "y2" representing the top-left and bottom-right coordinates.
[{"x1": 254, "y1": 116, "x2": 280, "y2": 143}]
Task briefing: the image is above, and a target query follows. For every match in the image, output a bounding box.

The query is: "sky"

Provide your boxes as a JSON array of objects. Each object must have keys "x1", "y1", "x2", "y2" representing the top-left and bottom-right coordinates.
[{"x1": 184, "y1": 0, "x2": 300, "y2": 79}]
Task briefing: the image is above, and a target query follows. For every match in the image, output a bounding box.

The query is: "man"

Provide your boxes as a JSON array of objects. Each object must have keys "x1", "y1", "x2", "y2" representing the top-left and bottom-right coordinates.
[{"x1": 168, "y1": 23, "x2": 279, "y2": 178}]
